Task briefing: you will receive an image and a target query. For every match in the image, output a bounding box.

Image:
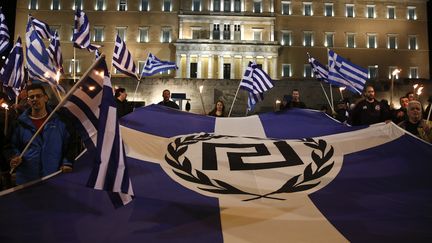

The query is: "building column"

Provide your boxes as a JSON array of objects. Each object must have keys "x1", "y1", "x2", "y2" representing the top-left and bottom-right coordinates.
[
  {"x1": 186, "y1": 54, "x2": 191, "y2": 78},
  {"x1": 263, "y1": 56, "x2": 268, "y2": 73},
  {"x1": 197, "y1": 55, "x2": 202, "y2": 78},
  {"x1": 230, "y1": 56, "x2": 235, "y2": 79},
  {"x1": 270, "y1": 24, "x2": 274, "y2": 41},
  {"x1": 208, "y1": 55, "x2": 213, "y2": 78},
  {"x1": 230, "y1": 24, "x2": 234, "y2": 40},
  {"x1": 209, "y1": 23, "x2": 213, "y2": 40},
  {"x1": 218, "y1": 55, "x2": 224, "y2": 79},
  {"x1": 179, "y1": 21, "x2": 183, "y2": 39},
  {"x1": 176, "y1": 54, "x2": 182, "y2": 78},
  {"x1": 221, "y1": 0, "x2": 224, "y2": 11},
  {"x1": 242, "y1": 56, "x2": 247, "y2": 76},
  {"x1": 271, "y1": 56, "x2": 277, "y2": 80}
]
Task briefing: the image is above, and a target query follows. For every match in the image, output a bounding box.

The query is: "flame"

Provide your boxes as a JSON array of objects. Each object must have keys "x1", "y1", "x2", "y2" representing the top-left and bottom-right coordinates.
[
  {"x1": 88, "y1": 86, "x2": 96, "y2": 91},
  {"x1": 1, "y1": 103, "x2": 9, "y2": 110},
  {"x1": 417, "y1": 86, "x2": 423, "y2": 96},
  {"x1": 94, "y1": 70, "x2": 105, "y2": 79},
  {"x1": 392, "y1": 69, "x2": 401, "y2": 76},
  {"x1": 413, "y1": 84, "x2": 418, "y2": 90},
  {"x1": 44, "y1": 72, "x2": 50, "y2": 78},
  {"x1": 275, "y1": 99, "x2": 281, "y2": 104},
  {"x1": 199, "y1": 85, "x2": 203, "y2": 94},
  {"x1": 339, "y1": 87, "x2": 346, "y2": 91},
  {"x1": 55, "y1": 70, "x2": 61, "y2": 82}
]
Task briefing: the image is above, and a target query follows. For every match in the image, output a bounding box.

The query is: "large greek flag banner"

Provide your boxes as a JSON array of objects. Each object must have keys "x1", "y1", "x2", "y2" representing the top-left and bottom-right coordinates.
[{"x1": 0, "y1": 106, "x2": 431, "y2": 242}]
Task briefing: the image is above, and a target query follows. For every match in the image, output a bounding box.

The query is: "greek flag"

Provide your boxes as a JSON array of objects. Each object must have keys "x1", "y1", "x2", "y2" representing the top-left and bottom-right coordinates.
[
  {"x1": 28, "y1": 15, "x2": 53, "y2": 39},
  {"x1": 112, "y1": 34, "x2": 138, "y2": 79},
  {"x1": 62, "y1": 56, "x2": 134, "y2": 207},
  {"x1": 0, "y1": 8, "x2": 10, "y2": 54},
  {"x1": 239, "y1": 61, "x2": 274, "y2": 111},
  {"x1": 307, "y1": 54, "x2": 329, "y2": 83},
  {"x1": 0, "y1": 37, "x2": 24, "y2": 100},
  {"x1": 141, "y1": 52, "x2": 177, "y2": 77},
  {"x1": 25, "y1": 21, "x2": 63, "y2": 92},
  {"x1": 47, "y1": 31, "x2": 63, "y2": 73},
  {"x1": 73, "y1": 9, "x2": 100, "y2": 52},
  {"x1": 328, "y1": 49, "x2": 367, "y2": 95}
]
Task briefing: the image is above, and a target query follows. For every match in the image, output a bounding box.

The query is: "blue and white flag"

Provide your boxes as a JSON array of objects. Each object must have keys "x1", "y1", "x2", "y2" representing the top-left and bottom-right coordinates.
[
  {"x1": 28, "y1": 15, "x2": 53, "y2": 39},
  {"x1": 1, "y1": 106, "x2": 431, "y2": 242},
  {"x1": 47, "y1": 31, "x2": 63, "y2": 73},
  {"x1": 112, "y1": 34, "x2": 138, "y2": 79},
  {"x1": 0, "y1": 37, "x2": 24, "y2": 100},
  {"x1": 307, "y1": 54, "x2": 329, "y2": 83},
  {"x1": 0, "y1": 8, "x2": 10, "y2": 54},
  {"x1": 25, "y1": 21, "x2": 63, "y2": 92},
  {"x1": 239, "y1": 61, "x2": 274, "y2": 111},
  {"x1": 140, "y1": 52, "x2": 177, "y2": 77},
  {"x1": 328, "y1": 49, "x2": 368, "y2": 94},
  {"x1": 73, "y1": 9, "x2": 100, "y2": 52},
  {"x1": 62, "y1": 56, "x2": 134, "y2": 207}
]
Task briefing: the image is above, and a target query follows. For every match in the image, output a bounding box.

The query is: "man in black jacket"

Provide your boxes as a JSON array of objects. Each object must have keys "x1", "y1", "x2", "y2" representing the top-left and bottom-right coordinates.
[{"x1": 350, "y1": 85, "x2": 390, "y2": 125}]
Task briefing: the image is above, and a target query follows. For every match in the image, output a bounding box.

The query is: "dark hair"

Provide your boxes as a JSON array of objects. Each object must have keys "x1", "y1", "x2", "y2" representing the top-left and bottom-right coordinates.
[
  {"x1": 115, "y1": 87, "x2": 126, "y2": 98},
  {"x1": 26, "y1": 83, "x2": 47, "y2": 95},
  {"x1": 0, "y1": 92, "x2": 8, "y2": 101}
]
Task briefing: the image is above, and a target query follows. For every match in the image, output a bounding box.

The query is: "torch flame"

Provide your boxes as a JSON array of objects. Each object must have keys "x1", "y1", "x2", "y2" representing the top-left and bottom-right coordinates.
[
  {"x1": 413, "y1": 84, "x2": 418, "y2": 90},
  {"x1": 1, "y1": 103, "x2": 9, "y2": 110},
  {"x1": 199, "y1": 85, "x2": 203, "y2": 94},
  {"x1": 417, "y1": 86, "x2": 423, "y2": 96},
  {"x1": 392, "y1": 69, "x2": 401, "y2": 76},
  {"x1": 339, "y1": 87, "x2": 346, "y2": 91}
]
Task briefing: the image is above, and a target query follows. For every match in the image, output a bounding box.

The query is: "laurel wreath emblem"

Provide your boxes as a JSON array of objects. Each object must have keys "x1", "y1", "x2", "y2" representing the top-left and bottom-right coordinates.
[{"x1": 164, "y1": 133, "x2": 335, "y2": 201}]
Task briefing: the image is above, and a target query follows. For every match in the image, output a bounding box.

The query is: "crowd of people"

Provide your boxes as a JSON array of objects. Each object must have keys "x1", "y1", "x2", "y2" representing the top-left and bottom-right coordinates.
[{"x1": 0, "y1": 84, "x2": 431, "y2": 190}]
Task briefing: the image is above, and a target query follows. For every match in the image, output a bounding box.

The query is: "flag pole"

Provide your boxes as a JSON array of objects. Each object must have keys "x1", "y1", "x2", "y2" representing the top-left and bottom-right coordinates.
[
  {"x1": 320, "y1": 82, "x2": 333, "y2": 113},
  {"x1": 329, "y1": 84, "x2": 334, "y2": 112},
  {"x1": 427, "y1": 103, "x2": 432, "y2": 121},
  {"x1": 73, "y1": 47, "x2": 76, "y2": 83},
  {"x1": 199, "y1": 85, "x2": 206, "y2": 114},
  {"x1": 10, "y1": 55, "x2": 106, "y2": 174},
  {"x1": 228, "y1": 81, "x2": 242, "y2": 117}
]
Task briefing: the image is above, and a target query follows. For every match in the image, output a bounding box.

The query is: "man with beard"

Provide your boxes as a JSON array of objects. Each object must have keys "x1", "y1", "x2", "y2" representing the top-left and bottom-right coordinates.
[
  {"x1": 398, "y1": 100, "x2": 432, "y2": 143},
  {"x1": 392, "y1": 96, "x2": 409, "y2": 124},
  {"x1": 350, "y1": 85, "x2": 390, "y2": 125},
  {"x1": 7, "y1": 84, "x2": 73, "y2": 185}
]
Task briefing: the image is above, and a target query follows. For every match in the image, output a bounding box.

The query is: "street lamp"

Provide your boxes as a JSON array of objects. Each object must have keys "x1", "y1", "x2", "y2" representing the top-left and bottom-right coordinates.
[{"x1": 390, "y1": 69, "x2": 401, "y2": 106}]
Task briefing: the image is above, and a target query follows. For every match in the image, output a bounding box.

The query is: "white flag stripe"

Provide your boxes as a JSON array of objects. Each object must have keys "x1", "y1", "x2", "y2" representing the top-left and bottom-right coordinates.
[{"x1": 64, "y1": 101, "x2": 98, "y2": 146}]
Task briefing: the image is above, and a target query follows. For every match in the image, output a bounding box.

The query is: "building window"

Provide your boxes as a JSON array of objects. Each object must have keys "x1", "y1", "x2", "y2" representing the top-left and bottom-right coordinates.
[
  {"x1": 52, "y1": 0, "x2": 60, "y2": 10},
  {"x1": 408, "y1": 35, "x2": 417, "y2": 50},
  {"x1": 116, "y1": 27, "x2": 127, "y2": 41},
  {"x1": 324, "y1": 3, "x2": 333, "y2": 17},
  {"x1": 213, "y1": 24, "x2": 220, "y2": 39},
  {"x1": 387, "y1": 35, "x2": 397, "y2": 49},
  {"x1": 234, "y1": 24, "x2": 241, "y2": 40},
  {"x1": 119, "y1": 0, "x2": 127, "y2": 11},
  {"x1": 304, "y1": 64, "x2": 312, "y2": 78},
  {"x1": 51, "y1": 25, "x2": 61, "y2": 39},
  {"x1": 29, "y1": 0, "x2": 38, "y2": 10},
  {"x1": 325, "y1": 32, "x2": 334, "y2": 47},
  {"x1": 68, "y1": 59, "x2": 81, "y2": 73},
  {"x1": 163, "y1": 0, "x2": 172, "y2": 12},
  {"x1": 94, "y1": 27, "x2": 104, "y2": 42},
  {"x1": 253, "y1": 30, "x2": 262, "y2": 41},
  {"x1": 367, "y1": 5, "x2": 375, "y2": 19},
  {"x1": 346, "y1": 4, "x2": 355, "y2": 18},
  {"x1": 192, "y1": 28, "x2": 204, "y2": 39},
  {"x1": 190, "y1": 63, "x2": 198, "y2": 78},
  {"x1": 281, "y1": 31, "x2": 292, "y2": 46},
  {"x1": 223, "y1": 64, "x2": 231, "y2": 79},
  {"x1": 213, "y1": 0, "x2": 221, "y2": 11},
  {"x1": 139, "y1": 27, "x2": 149, "y2": 42},
  {"x1": 161, "y1": 28, "x2": 171, "y2": 43},
  {"x1": 193, "y1": 0, "x2": 201, "y2": 12},
  {"x1": 407, "y1": 6, "x2": 416, "y2": 20},
  {"x1": 223, "y1": 24, "x2": 230, "y2": 40},
  {"x1": 224, "y1": 0, "x2": 231, "y2": 12},
  {"x1": 282, "y1": 64, "x2": 291, "y2": 77},
  {"x1": 282, "y1": 1, "x2": 291, "y2": 15},
  {"x1": 387, "y1": 6, "x2": 395, "y2": 19},
  {"x1": 95, "y1": 0, "x2": 105, "y2": 11},
  {"x1": 367, "y1": 34, "x2": 377, "y2": 48},
  {"x1": 254, "y1": 0, "x2": 261, "y2": 13},
  {"x1": 303, "y1": 2, "x2": 312, "y2": 16},
  {"x1": 141, "y1": 0, "x2": 149, "y2": 11},
  {"x1": 409, "y1": 67, "x2": 418, "y2": 79},
  {"x1": 346, "y1": 33, "x2": 355, "y2": 48},
  {"x1": 368, "y1": 66, "x2": 378, "y2": 79},
  {"x1": 73, "y1": 0, "x2": 82, "y2": 10},
  {"x1": 303, "y1": 32, "x2": 313, "y2": 47},
  {"x1": 234, "y1": 0, "x2": 241, "y2": 12}
]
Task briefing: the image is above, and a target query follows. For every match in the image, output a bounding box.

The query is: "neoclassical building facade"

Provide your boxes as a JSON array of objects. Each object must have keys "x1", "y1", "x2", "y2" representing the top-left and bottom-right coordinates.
[{"x1": 14, "y1": 0, "x2": 429, "y2": 81}]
